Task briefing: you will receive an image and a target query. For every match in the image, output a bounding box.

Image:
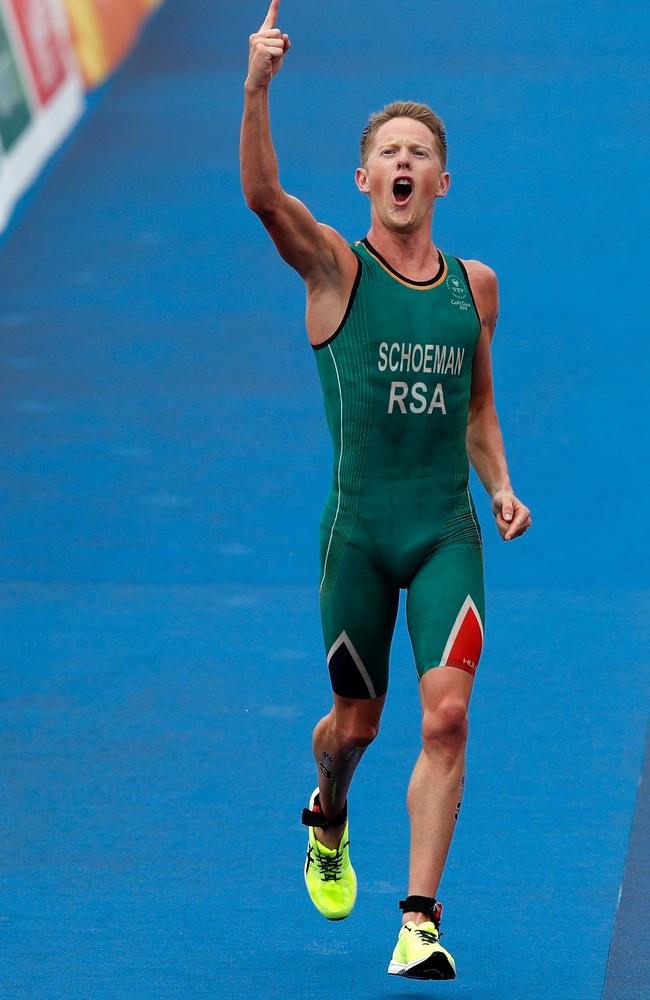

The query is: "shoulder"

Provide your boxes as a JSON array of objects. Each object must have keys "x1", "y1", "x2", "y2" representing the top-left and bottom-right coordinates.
[
  {"x1": 458, "y1": 258, "x2": 499, "y2": 337},
  {"x1": 458, "y1": 258, "x2": 498, "y2": 294}
]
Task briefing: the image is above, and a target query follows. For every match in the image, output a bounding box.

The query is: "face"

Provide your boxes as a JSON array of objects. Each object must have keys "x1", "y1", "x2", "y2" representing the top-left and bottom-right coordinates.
[{"x1": 355, "y1": 117, "x2": 450, "y2": 232}]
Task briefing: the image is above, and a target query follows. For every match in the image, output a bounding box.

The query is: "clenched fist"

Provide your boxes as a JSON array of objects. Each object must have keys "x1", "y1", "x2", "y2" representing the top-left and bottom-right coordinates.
[
  {"x1": 492, "y1": 489, "x2": 532, "y2": 542},
  {"x1": 246, "y1": 0, "x2": 291, "y2": 91}
]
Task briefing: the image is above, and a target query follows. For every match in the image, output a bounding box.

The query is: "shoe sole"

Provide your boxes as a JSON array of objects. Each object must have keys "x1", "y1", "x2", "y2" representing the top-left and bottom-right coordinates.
[{"x1": 387, "y1": 953, "x2": 456, "y2": 980}]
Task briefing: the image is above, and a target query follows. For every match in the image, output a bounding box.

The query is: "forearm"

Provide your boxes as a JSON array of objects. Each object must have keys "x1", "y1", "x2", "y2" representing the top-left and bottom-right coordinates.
[
  {"x1": 466, "y1": 402, "x2": 512, "y2": 499},
  {"x1": 240, "y1": 84, "x2": 282, "y2": 211}
]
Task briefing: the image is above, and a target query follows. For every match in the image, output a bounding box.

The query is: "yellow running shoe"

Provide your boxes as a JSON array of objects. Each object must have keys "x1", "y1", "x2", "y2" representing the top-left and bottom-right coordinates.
[
  {"x1": 302, "y1": 788, "x2": 357, "y2": 920},
  {"x1": 387, "y1": 920, "x2": 456, "y2": 980}
]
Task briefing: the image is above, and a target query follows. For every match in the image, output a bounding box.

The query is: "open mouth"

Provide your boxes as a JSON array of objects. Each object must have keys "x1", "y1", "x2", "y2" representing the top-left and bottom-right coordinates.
[{"x1": 392, "y1": 177, "x2": 413, "y2": 205}]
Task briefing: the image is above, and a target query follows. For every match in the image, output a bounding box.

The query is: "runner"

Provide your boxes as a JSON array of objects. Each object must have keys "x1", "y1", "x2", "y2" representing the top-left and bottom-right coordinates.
[{"x1": 241, "y1": 0, "x2": 532, "y2": 980}]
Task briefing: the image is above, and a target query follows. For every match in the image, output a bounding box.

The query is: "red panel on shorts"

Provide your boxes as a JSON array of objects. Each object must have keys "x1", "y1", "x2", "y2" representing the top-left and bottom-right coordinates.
[{"x1": 445, "y1": 602, "x2": 483, "y2": 675}]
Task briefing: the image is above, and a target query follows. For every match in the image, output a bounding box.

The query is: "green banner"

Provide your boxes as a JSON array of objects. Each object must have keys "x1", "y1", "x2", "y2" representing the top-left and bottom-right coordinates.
[{"x1": 0, "y1": 10, "x2": 32, "y2": 152}]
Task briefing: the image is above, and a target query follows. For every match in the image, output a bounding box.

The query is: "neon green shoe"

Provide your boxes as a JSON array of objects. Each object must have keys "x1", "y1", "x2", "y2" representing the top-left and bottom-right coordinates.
[
  {"x1": 387, "y1": 920, "x2": 456, "y2": 980},
  {"x1": 302, "y1": 788, "x2": 357, "y2": 920}
]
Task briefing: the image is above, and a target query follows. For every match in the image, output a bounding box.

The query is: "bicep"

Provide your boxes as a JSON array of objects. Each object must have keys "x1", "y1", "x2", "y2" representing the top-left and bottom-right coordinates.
[
  {"x1": 255, "y1": 191, "x2": 338, "y2": 282},
  {"x1": 469, "y1": 326, "x2": 495, "y2": 412}
]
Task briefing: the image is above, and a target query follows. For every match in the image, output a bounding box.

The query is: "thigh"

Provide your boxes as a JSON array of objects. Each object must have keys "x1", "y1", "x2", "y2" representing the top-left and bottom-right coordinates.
[
  {"x1": 319, "y1": 533, "x2": 399, "y2": 700},
  {"x1": 406, "y1": 542, "x2": 485, "y2": 680}
]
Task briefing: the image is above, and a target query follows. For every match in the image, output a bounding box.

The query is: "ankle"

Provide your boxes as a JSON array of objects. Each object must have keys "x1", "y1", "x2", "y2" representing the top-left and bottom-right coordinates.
[
  {"x1": 315, "y1": 822, "x2": 345, "y2": 850},
  {"x1": 402, "y1": 911, "x2": 432, "y2": 926},
  {"x1": 399, "y1": 894, "x2": 442, "y2": 928},
  {"x1": 302, "y1": 790, "x2": 347, "y2": 842}
]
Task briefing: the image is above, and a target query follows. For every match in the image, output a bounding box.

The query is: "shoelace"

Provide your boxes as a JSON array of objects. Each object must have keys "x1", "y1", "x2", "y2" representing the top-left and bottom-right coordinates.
[
  {"x1": 414, "y1": 928, "x2": 440, "y2": 945},
  {"x1": 315, "y1": 846, "x2": 345, "y2": 882}
]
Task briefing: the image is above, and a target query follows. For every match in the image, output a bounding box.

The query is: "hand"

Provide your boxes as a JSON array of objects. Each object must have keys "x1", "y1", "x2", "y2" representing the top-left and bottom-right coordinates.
[
  {"x1": 246, "y1": 0, "x2": 291, "y2": 91},
  {"x1": 492, "y1": 489, "x2": 532, "y2": 542}
]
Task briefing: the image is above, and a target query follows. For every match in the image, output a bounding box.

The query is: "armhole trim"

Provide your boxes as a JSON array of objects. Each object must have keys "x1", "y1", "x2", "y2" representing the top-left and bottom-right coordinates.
[
  {"x1": 456, "y1": 258, "x2": 481, "y2": 331},
  {"x1": 311, "y1": 255, "x2": 363, "y2": 352}
]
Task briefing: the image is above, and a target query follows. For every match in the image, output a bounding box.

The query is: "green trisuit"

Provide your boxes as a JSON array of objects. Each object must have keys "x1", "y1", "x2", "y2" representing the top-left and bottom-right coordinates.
[{"x1": 313, "y1": 238, "x2": 485, "y2": 699}]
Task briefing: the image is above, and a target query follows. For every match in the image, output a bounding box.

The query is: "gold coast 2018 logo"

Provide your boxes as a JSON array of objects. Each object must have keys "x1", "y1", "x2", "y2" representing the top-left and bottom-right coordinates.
[{"x1": 446, "y1": 274, "x2": 470, "y2": 311}]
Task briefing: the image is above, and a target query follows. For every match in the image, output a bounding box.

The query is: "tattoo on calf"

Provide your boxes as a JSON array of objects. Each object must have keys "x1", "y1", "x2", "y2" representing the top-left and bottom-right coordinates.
[
  {"x1": 319, "y1": 750, "x2": 334, "y2": 780},
  {"x1": 454, "y1": 774, "x2": 465, "y2": 821}
]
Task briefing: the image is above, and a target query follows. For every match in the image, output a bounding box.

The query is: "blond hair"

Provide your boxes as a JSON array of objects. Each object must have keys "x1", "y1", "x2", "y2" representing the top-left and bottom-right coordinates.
[{"x1": 360, "y1": 101, "x2": 448, "y2": 168}]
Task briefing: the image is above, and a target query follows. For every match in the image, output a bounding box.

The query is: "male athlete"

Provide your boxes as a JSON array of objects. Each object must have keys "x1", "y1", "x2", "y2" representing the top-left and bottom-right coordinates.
[{"x1": 241, "y1": 0, "x2": 531, "y2": 981}]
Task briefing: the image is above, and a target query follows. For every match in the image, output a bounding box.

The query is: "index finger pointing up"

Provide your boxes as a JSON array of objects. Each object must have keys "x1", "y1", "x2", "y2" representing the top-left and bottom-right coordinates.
[{"x1": 260, "y1": 0, "x2": 279, "y2": 31}]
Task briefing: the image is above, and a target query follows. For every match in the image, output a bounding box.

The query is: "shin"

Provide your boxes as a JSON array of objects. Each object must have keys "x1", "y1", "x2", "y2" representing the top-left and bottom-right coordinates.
[{"x1": 404, "y1": 667, "x2": 472, "y2": 922}]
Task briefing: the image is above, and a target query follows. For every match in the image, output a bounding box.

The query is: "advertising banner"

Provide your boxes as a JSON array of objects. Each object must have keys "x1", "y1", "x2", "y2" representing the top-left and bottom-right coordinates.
[
  {"x1": 63, "y1": 0, "x2": 159, "y2": 88},
  {"x1": 0, "y1": 0, "x2": 83, "y2": 232},
  {"x1": 0, "y1": 6, "x2": 32, "y2": 152},
  {"x1": 0, "y1": 0, "x2": 164, "y2": 233},
  {"x1": 9, "y1": 0, "x2": 68, "y2": 105}
]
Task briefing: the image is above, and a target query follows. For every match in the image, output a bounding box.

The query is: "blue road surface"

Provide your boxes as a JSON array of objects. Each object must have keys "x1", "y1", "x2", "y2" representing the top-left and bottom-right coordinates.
[
  {"x1": 1, "y1": 2, "x2": 649, "y2": 998},
  {"x1": 602, "y1": 726, "x2": 650, "y2": 1000}
]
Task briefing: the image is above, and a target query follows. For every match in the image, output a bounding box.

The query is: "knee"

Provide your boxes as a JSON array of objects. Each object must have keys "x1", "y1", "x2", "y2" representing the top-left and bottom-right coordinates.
[{"x1": 421, "y1": 697, "x2": 468, "y2": 754}]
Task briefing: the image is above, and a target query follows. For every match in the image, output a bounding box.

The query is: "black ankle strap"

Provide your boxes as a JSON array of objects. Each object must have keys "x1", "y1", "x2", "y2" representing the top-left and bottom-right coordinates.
[
  {"x1": 301, "y1": 794, "x2": 347, "y2": 830},
  {"x1": 399, "y1": 895, "x2": 442, "y2": 925}
]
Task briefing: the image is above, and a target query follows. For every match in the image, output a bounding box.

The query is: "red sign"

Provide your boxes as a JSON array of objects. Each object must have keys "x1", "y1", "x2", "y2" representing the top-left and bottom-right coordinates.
[{"x1": 9, "y1": 0, "x2": 67, "y2": 106}]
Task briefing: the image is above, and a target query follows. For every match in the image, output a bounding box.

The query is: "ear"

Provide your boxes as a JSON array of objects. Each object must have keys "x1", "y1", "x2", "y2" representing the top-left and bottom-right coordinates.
[
  {"x1": 355, "y1": 166, "x2": 370, "y2": 195},
  {"x1": 437, "y1": 171, "x2": 451, "y2": 198}
]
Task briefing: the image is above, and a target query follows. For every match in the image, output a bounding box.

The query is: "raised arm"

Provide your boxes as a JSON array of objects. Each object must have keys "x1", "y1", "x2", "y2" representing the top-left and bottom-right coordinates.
[
  {"x1": 240, "y1": 0, "x2": 352, "y2": 287},
  {"x1": 463, "y1": 260, "x2": 532, "y2": 542}
]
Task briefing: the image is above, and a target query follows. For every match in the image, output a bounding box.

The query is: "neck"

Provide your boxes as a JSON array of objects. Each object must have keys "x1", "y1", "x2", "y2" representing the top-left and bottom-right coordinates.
[{"x1": 366, "y1": 215, "x2": 438, "y2": 278}]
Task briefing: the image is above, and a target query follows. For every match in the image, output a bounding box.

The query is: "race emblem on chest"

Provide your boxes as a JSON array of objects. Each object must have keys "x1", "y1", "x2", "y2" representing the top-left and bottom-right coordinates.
[{"x1": 446, "y1": 274, "x2": 471, "y2": 311}]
